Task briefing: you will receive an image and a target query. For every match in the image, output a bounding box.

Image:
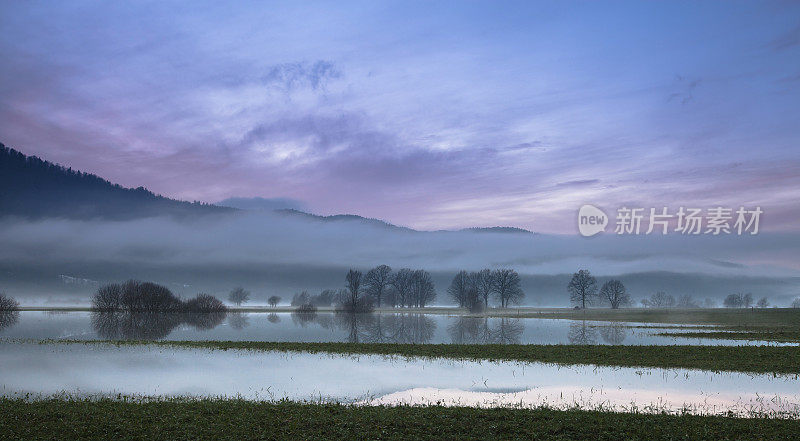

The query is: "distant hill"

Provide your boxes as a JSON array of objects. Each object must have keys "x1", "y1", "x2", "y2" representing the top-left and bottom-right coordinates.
[
  {"x1": 274, "y1": 208, "x2": 534, "y2": 234},
  {"x1": 274, "y1": 208, "x2": 417, "y2": 232},
  {"x1": 0, "y1": 143, "x2": 234, "y2": 220},
  {"x1": 458, "y1": 226, "x2": 534, "y2": 234}
]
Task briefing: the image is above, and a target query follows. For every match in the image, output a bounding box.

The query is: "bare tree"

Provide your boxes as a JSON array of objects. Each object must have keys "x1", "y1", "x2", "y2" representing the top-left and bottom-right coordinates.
[
  {"x1": 491, "y1": 269, "x2": 524, "y2": 308},
  {"x1": 345, "y1": 269, "x2": 362, "y2": 307},
  {"x1": 291, "y1": 291, "x2": 310, "y2": 307},
  {"x1": 184, "y1": 293, "x2": 228, "y2": 313},
  {"x1": 676, "y1": 294, "x2": 698, "y2": 308},
  {"x1": 390, "y1": 268, "x2": 415, "y2": 307},
  {"x1": 567, "y1": 269, "x2": 597, "y2": 309},
  {"x1": 410, "y1": 269, "x2": 436, "y2": 308},
  {"x1": 228, "y1": 287, "x2": 250, "y2": 307},
  {"x1": 363, "y1": 265, "x2": 392, "y2": 307},
  {"x1": 268, "y1": 296, "x2": 281, "y2": 308},
  {"x1": 724, "y1": 293, "x2": 753, "y2": 308},
  {"x1": 756, "y1": 297, "x2": 769, "y2": 308},
  {"x1": 792, "y1": 298, "x2": 800, "y2": 308},
  {"x1": 643, "y1": 291, "x2": 675, "y2": 308},
  {"x1": 0, "y1": 292, "x2": 20, "y2": 311},
  {"x1": 471, "y1": 269, "x2": 494, "y2": 308},
  {"x1": 599, "y1": 280, "x2": 629, "y2": 309},
  {"x1": 91, "y1": 283, "x2": 122, "y2": 311},
  {"x1": 447, "y1": 270, "x2": 471, "y2": 307}
]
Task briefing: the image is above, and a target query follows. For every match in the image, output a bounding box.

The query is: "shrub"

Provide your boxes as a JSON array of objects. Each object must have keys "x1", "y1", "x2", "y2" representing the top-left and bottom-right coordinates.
[{"x1": 184, "y1": 294, "x2": 228, "y2": 313}]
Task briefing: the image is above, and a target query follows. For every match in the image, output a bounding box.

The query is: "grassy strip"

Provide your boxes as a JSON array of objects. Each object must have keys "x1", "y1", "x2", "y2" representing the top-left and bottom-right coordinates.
[
  {"x1": 509, "y1": 308, "x2": 800, "y2": 328},
  {"x1": 655, "y1": 330, "x2": 800, "y2": 343},
  {"x1": 49, "y1": 339, "x2": 800, "y2": 375},
  {"x1": 2, "y1": 398, "x2": 798, "y2": 441}
]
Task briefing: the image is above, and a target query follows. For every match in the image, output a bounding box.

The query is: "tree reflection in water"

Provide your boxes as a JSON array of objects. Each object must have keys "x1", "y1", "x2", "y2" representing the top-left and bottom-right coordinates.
[
  {"x1": 267, "y1": 313, "x2": 280, "y2": 323},
  {"x1": 447, "y1": 317, "x2": 523, "y2": 344},
  {"x1": 227, "y1": 312, "x2": 250, "y2": 330},
  {"x1": 599, "y1": 322, "x2": 627, "y2": 345},
  {"x1": 287, "y1": 312, "x2": 438, "y2": 344},
  {"x1": 91, "y1": 311, "x2": 227, "y2": 340},
  {"x1": 568, "y1": 321, "x2": 598, "y2": 345},
  {"x1": 0, "y1": 310, "x2": 20, "y2": 333}
]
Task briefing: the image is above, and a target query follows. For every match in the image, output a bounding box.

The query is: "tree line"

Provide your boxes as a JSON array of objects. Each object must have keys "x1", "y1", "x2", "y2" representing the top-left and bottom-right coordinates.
[
  {"x1": 92, "y1": 280, "x2": 227, "y2": 313},
  {"x1": 446, "y1": 269, "x2": 524, "y2": 311}
]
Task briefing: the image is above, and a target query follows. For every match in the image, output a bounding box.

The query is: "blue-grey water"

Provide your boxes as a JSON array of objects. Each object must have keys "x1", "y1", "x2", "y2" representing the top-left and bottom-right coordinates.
[
  {"x1": 0, "y1": 311, "x2": 790, "y2": 346},
  {"x1": 1, "y1": 342, "x2": 798, "y2": 417}
]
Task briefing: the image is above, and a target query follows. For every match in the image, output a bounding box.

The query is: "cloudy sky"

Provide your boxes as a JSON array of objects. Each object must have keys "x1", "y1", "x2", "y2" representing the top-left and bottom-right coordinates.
[{"x1": 1, "y1": 1, "x2": 799, "y2": 232}]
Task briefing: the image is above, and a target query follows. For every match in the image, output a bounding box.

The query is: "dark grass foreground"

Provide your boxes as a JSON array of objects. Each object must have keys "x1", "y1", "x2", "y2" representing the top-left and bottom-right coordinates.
[
  {"x1": 2, "y1": 398, "x2": 798, "y2": 441},
  {"x1": 50, "y1": 340, "x2": 800, "y2": 374}
]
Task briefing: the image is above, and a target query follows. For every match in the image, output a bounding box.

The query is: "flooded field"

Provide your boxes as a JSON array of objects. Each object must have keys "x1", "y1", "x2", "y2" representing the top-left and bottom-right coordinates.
[
  {"x1": 0, "y1": 311, "x2": 787, "y2": 346},
  {"x1": 2, "y1": 341, "x2": 798, "y2": 418}
]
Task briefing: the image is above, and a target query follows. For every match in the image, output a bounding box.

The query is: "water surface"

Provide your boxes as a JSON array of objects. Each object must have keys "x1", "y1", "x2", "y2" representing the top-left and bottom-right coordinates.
[
  {"x1": 0, "y1": 311, "x2": 789, "y2": 346},
  {"x1": 1, "y1": 342, "x2": 797, "y2": 417}
]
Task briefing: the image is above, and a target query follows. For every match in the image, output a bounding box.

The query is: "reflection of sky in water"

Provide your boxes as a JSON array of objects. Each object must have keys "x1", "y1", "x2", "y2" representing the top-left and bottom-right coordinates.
[
  {"x1": 1, "y1": 342, "x2": 798, "y2": 417},
  {"x1": 0, "y1": 311, "x2": 795, "y2": 346}
]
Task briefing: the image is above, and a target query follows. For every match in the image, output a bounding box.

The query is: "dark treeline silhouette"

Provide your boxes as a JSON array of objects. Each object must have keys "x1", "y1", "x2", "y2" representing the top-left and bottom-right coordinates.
[
  {"x1": 89, "y1": 281, "x2": 227, "y2": 339},
  {"x1": 298, "y1": 266, "x2": 438, "y2": 313},
  {"x1": 91, "y1": 280, "x2": 227, "y2": 313},
  {"x1": 448, "y1": 268, "x2": 524, "y2": 310},
  {"x1": 0, "y1": 143, "x2": 233, "y2": 220}
]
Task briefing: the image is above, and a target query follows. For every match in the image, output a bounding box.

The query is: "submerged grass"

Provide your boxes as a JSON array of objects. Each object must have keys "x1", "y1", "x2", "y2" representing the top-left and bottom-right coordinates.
[
  {"x1": 655, "y1": 330, "x2": 800, "y2": 343},
  {"x1": 2, "y1": 397, "x2": 798, "y2": 440},
  {"x1": 46, "y1": 339, "x2": 800, "y2": 375}
]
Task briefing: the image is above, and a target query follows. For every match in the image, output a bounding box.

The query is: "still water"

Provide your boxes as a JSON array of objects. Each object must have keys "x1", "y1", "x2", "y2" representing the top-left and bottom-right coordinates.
[
  {"x1": 2, "y1": 342, "x2": 798, "y2": 417},
  {"x1": 0, "y1": 311, "x2": 788, "y2": 346}
]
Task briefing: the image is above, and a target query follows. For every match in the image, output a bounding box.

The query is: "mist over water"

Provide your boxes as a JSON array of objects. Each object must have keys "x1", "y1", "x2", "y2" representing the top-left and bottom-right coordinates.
[{"x1": 0, "y1": 211, "x2": 798, "y2": 306}]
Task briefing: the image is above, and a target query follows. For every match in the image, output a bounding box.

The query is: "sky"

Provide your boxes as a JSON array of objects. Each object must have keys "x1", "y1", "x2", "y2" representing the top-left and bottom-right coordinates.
[{"x1": 1, "y1": 1, "x2": 799, "y2": 232}]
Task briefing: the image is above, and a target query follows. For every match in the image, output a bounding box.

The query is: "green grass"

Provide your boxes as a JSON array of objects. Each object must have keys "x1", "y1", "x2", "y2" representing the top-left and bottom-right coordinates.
[
  {"x1": 1, "y1": 398, "x2": 797, "y2": 441},
  {"x1": 655, "y1": 330, "x2": 800, "y2": 343},
  {"x1": 47, "y1": 339, "x2": 800, "y2": 375}
]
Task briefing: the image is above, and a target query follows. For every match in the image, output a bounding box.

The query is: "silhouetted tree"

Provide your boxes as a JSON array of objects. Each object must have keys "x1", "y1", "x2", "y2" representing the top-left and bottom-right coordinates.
[
  {"x1": 0, "y1": 293, "x2": 20, "y2": 333},
  {"x1": 184, "y1": 293, "x2": 228, "y2": 313},
  {"x1": 228, "y1": 287, "x2": 250, "y2": 307},
  {"x1": 756, "y1": 297, "x2": 769, "y2": 308},
  {"x1": 345, "y1": 269, "x2": 362, "y2": 305},
  {"x1": 567, "y1": 269, "x2": 597, "y2": 309},
  {"x1": 268, "y1": 296, "x2": 281, "y2": 308},
  {"x1": 0, "y1": 292, "x2": 20, "y2": 311},
  {"x1": 791, "y1": 297, "x2": 800, "y2": 308},
  {"x1": 599, "y1": 280, "x2": 629, "y2": 309},
  {"x1": 410, "y1": 269, "x2": 436, "y2": 308},
  {"x1": 390, "y1": 268, "x2": 415, "y2": 307},
  {"x1": 447, "y1": 271, "x2": 472, "y2": 307},
  {"x1": 291, "y1": 291, "x2": 311, "y2": 307},
  {"x1": 120, "y1": 280, "x2": 183, "y2": 312},
  {"x1": 471, "y1": 269, "x2": 494, "y2": 308},
  {"x1": 310, "y1": 289, "x2": 335, "y2": 307},
  {"x1": 642, "y1": 291, "x2": 675, "y2": 308},
  {"x1": 91, "y1": 284, "x2": 122, "y2": 311},
  {"x1": 723, "y1": 293, "x2": 753, "y2": 308},
  {"x1": 491, "y1": 269, "x2": 524, "y2": 308},
  {"x1": 676, "y1": 294, "x2": 699, "y2": 308},
  {"x1": 363, "y1": 265, "x2": 392, "y2": 307}
]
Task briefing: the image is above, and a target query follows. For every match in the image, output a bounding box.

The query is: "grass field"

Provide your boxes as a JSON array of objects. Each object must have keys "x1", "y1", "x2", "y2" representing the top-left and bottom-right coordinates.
[
  {"x1": 2, "y1": 398, "x2": 798, "y2": 441},
  {"x1": 47, "y1": 339, "x2": 800, "y2": 375}
]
